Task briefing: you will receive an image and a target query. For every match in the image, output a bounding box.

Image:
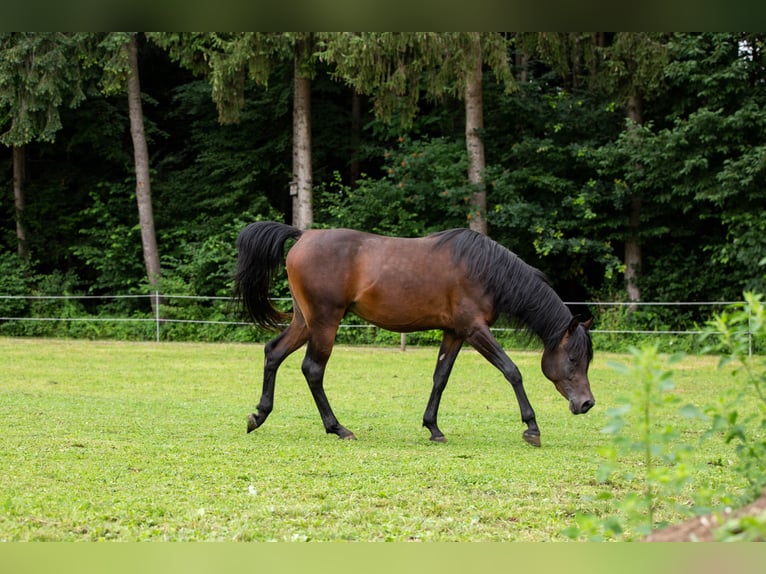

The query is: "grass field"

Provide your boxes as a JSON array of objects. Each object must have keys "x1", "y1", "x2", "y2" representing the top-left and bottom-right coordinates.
[{"x1": 0, "y1": 337, "x2": 751, "y2": 541}]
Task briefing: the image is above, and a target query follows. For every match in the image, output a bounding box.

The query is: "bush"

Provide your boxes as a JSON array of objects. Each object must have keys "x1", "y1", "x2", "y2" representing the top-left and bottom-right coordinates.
[
  {"x1": 0, "y1": 251, "x2": 36, "y2": 318},
  {"x1": 317, "y1": 136, "x2": 472, "y2": 236}
]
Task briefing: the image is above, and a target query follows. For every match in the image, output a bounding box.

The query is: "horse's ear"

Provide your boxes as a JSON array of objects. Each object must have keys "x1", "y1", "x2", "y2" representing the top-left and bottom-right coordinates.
[{"x1": 568, "y1": 315, "x2": 593, "y2": 334}]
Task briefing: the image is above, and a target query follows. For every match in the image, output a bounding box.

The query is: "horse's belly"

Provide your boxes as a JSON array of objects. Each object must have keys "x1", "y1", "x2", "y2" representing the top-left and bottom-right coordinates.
[
  {"x1": 349, "y1": 283, "x2": 455, "y2": 332},
  {"x1": 352, "y1": 306, "x2": 448, "y2": 332}
]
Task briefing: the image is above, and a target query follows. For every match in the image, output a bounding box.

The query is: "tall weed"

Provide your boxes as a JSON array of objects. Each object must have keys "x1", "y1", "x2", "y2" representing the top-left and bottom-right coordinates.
[
  {"x1": 562, "y1": 345, "x2": 705, "y2": 540},
  {"x1": 564, "y1": 292, "x2": 766, "y2": 541}
]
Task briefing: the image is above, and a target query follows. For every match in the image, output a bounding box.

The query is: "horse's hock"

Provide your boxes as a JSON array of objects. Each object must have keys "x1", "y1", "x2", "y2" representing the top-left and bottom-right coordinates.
[{"x1": 643, "y1": 489, "x2": 766, "y2": 542}]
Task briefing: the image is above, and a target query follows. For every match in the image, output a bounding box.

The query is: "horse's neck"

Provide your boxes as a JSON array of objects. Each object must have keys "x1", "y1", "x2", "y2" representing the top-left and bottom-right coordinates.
[{"x1": 520, "y1": 285, "x2": 572, "y2": 347}]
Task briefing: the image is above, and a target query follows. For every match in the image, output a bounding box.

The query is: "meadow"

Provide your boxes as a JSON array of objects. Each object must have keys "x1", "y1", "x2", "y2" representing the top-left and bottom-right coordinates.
[{"x1": 0, "y1": 337, "x2": 751, "y2": 541}]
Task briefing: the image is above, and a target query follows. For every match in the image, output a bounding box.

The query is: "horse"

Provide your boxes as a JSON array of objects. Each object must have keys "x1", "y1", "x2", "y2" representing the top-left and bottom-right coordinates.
[{"x1": 234, "y1": 221, "x2": 595, "y2": 447}]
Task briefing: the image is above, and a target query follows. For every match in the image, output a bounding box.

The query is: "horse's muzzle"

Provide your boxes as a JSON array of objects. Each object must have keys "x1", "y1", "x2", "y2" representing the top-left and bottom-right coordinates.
[{"x1": 570, "y1": 398, "x2": 595, "y2": 415}]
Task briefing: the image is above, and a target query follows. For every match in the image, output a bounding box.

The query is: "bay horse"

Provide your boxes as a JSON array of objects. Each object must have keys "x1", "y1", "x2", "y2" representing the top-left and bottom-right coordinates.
[{"x1": 234, "y1": 221, "x2": 595, "y2": 447}]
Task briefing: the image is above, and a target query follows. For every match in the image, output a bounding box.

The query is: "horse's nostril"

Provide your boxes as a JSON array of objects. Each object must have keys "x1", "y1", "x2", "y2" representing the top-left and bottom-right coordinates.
[{"x1": 581, "y1": 399, "x2": 595, "y2": 413}]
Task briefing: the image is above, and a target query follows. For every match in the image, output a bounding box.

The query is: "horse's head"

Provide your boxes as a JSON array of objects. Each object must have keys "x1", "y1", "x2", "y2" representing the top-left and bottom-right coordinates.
[{"x1": 541, "y1": 316, "x2": 595, "y2": 415}]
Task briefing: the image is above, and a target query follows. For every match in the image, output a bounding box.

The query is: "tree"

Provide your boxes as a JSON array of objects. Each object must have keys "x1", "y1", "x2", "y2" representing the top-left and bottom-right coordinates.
[
  {"x1": 464, "y1": 34, "x2": 487, "y2": 233},
  {"x1": 290, "y1": 34, "x2": 314, "y2": 230},
  {"x1": 126, "y1": 34, "x2": 162, "y2": 291},
  {"x1": 525, "y1": 32, "x2": 669, "y2": 303},
  {"x1": 1, "y1": 32, "x2": 763, "y2": 328},
  {"x1": 480, "y1": 64, "x2": 625, "y2": 302},
  {"x1": 319, "y1": 32, "x2": 513, "y2": 234},
  {"x1": 0, "y1": 32, "x2": 86, "y2": 259},
  {"x1": 637, "y1": 33, "x2": 766, "y2": 298},
  {"x1": 83, "y1": 32, "x2": 163, "y2": 300},
  {"x1": 599, "y1": 33, "x2": 669, "y2": 305},
  {"x1": 151, "y1": 32, "x2": 316, "y2": 228}
]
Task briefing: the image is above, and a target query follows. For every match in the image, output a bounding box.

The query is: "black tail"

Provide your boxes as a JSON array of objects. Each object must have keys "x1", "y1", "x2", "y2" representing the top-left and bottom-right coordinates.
[{"x1": 234, "y1": 221, "x2": 303, "y2": 330}]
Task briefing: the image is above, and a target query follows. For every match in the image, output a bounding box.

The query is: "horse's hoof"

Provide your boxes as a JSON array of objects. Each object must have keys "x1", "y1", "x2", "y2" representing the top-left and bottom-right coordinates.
[
  {"x1": 430, "y1": 435, "x2": 447, "y2": 443},
  {"x1": 523, "y1": 430, "x2": 541, "y2": 447},
  {"x1": 339, "y1": 432, "x2": 357, "y2": 441},
  {"x1": 246, "y1": 413, "x2": 258, "y2": 433}
]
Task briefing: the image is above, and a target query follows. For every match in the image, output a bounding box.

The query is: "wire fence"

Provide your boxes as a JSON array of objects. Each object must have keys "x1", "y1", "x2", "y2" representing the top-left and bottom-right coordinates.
[{"x1": 0, "y1": 292, "x2": 756, "y2": 354}]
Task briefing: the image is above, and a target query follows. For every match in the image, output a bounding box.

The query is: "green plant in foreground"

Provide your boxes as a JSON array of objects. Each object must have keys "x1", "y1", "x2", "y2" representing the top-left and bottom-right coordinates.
[
  {"x1": 563, "y1": 345, "x2": 705, "y2": 541},
  {"x1": 702, "y1": 292, "x2": 766, "y2": 540},
  {"x1": 565, "y1": 292, "x2": 766, "y2": 542}
]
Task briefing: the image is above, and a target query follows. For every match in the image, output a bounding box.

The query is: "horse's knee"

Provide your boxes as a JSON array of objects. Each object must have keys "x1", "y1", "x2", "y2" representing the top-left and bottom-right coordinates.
[{"x1": 505, "y1": 364, "x2": 523, "y2": 387}]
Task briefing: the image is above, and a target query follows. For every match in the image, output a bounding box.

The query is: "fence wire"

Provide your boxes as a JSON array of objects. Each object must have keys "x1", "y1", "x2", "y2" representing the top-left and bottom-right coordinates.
[{"x1": 0, "y1": 292, "x2": 752, "y2": 353}]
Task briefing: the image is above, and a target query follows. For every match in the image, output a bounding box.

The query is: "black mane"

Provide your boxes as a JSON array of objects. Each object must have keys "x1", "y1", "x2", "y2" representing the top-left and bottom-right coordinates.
[{"x1": 431, "y1": 228, "x2": 574, "y2": 349}]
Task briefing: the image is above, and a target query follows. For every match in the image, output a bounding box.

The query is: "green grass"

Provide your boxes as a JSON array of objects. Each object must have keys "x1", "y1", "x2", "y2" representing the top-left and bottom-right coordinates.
[{"x1": 0, "y1": 337, "x2": 750, "y2": 541}]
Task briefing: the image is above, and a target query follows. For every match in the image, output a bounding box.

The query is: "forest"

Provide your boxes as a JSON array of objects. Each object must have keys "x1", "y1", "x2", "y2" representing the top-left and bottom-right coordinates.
[{"x1": 0, "y1": 32, "x2": 764, "y2": 341}]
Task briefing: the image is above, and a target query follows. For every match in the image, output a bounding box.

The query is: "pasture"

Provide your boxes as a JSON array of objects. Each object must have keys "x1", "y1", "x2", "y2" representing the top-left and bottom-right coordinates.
[{"x1": 0, "y1": 337, "x2": 748, "y2": 541}]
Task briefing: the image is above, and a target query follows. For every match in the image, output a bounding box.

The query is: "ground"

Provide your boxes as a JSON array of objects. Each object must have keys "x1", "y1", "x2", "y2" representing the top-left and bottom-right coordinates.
[{"x1": 644, "y1": 489, "x2": 766, "y2": 542}]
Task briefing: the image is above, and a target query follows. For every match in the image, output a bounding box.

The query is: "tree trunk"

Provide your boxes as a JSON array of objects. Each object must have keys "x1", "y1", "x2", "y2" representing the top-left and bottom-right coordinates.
[
  {"x1": 126, "y1": 34, "x2": 162, "y2": 304},
  {"x1": 13, "y1": 145, "x2": 28, "y2": 260},
  {"x1": 625, "y1": 93, "x2": 643, "y2": 306},
  {"x1": 465, "y1": 39, "x2": 487, "y2": 235},
  {"x1": 291, "y1": 45, "x2": 313, "y2": 230},
  {"x1": 515, "y1": 51, "x2": 529, "y2": 83}
]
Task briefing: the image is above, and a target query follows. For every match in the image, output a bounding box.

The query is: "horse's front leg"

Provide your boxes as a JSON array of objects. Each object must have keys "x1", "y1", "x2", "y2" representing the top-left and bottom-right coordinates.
[
  {"x1": 467, "y1": 326, "x2": 541, "y2": 447},
  {"x1": 247, "y1": 320, "x2": 308, "y2": 433}
]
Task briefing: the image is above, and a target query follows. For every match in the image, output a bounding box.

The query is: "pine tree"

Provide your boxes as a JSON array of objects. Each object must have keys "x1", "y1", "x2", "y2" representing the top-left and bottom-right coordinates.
[{"x1": 0, "y1": 32, "x2": 86, "y2": 259}]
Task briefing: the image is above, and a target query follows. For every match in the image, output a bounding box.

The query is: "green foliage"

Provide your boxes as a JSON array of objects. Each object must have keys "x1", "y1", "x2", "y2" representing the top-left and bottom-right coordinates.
[
  {"x1": 79, "y1": 32, "x2": 132, "y2": 96},
  {"x1": 0, "y1": 261, "x2": 94, "y2": 338},
  {"x1": 598, "y1": 33, "x2": 669, "y2": 103},
  {"x1": 701, "y1": 293, "x2": 766, "y2": 499},
  {"x1": 0, "y1": 251, "x2": 35, "y2": 316},
  {"x1": 702, "y1": 292, "x2": 766, "y2": 540},
  {"x1": 716, "y1": 509, "x2": 766, "y2": 542},
  {"x1": 70, "y1": 182, "x2": 144, "y2": 295},
  {"x1": 0, "y1": 32, "x2": 87, "y2": 145},
  {"x1": 150, "y1": 32, "x2": 295, "y2": 124},
  {"x1": 594, "y1": 33, "x2": 766, "y2": 300},
  {"x1": 318, "y1": 32, "x2": 513, "y2": 129},
  {"x1": 565, "y1": 293, "x2": 766, "y2": 541},
  {"x1": 1, "y1": 32, "x2": 766, "y2": 327},
  {"x1": 482, "y1": 81, "x2": 624, "y2": 290},
  {"x1": 317, "y1": 136, "x2": 471, "y2": 236},
  {"x1": 562, "y1": 345, "x2": 704, "y2": 540}
]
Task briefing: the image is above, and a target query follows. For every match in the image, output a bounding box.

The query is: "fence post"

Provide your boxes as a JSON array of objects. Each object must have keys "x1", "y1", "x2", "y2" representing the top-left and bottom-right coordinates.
[
  {"x1": 155, "y1": 291, "x2": 161, "y2": 343},
  {"x1": 400, "y1": 332, "x2": 406, "y2": 352}
]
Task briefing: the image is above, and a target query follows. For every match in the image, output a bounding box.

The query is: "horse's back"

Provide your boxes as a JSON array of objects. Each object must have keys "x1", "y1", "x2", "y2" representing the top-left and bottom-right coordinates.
[
  {"x1": 286, "y1": 228, "x2": 489, "y2": 331},
  {"x1": 287, "y1": 228, "x2": 439, "y2": 293}
]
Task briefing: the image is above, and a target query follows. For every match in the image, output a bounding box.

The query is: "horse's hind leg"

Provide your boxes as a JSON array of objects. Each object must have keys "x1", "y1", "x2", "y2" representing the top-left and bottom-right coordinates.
[
  {"x1": 301, "y1": 324, "x2": 355, "y2": 440},
  {"x1": 423, "y1": 330, "x2": 464, "y2": 442},
  {"x1": 247, "y1": 316, "x2": 308, "y2": 433}
]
